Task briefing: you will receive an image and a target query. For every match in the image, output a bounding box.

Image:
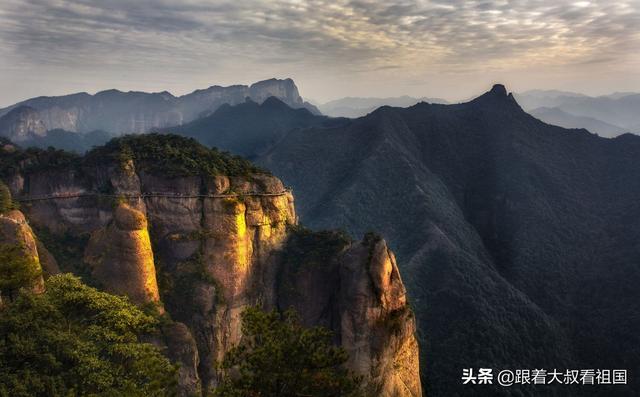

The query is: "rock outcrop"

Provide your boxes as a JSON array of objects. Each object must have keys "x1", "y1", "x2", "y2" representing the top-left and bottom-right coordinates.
[
  {"x1": 0, "y1": 135, "x2": 420, "y2": 396},
  {"x1": 340, "y1": 238, "x2": 421, "y2": 396},
  {"x1": 274, "y1": 231, "x2": 421, "y2": 396},
  {"x1": 84, "y1": 203, "x2": 160, "y2": 305}
]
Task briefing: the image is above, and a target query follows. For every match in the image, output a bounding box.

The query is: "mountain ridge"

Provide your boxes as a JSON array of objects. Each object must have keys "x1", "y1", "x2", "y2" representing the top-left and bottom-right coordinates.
[
  {"x1": 318, "y1": 95, "x2": 449, "y2": 118},
  {"x1": 515, "y1": 90, "x2": 640, "y2": 135},
  {"x1": 0, "y1": 78, "x2": 321, "y2": 142}
]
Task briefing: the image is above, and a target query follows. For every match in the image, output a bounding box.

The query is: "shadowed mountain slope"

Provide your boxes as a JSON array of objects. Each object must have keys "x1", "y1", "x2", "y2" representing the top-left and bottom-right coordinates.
[
  {"x1": 318, "y1": 96, "x2": 448, "y2": 118},
  {"x1": 164, "y1": 97, "x2": 345, "y2": 158},
  {"x1": 252, "y1": 85, "x2": 640, "y2": 396}
]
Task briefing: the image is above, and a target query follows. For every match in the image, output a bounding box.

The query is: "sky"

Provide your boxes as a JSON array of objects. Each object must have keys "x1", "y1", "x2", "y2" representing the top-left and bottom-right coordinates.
[{"x1": 0, "y1": 0, "x2": 639, "y2": 106}]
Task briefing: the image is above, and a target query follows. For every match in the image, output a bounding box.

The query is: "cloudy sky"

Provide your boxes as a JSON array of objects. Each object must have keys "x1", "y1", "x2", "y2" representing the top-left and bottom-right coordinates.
[{"x1": 0, "y1": 0, "x2": 638, "y2": 106}]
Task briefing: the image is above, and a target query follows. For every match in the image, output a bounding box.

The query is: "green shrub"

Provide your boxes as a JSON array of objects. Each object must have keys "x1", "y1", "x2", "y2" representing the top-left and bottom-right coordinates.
[
  {"x1": 0, "y1": 244, "x2": 42, "y2": 301},
  {"x1": 0, "y1": 182, "x2": 14, "y2": 213},
  {"x1": 214, "y1": 307, "x2": 362, "y2": 397},
  {"x1": 85, "y1": 133, "x2": 266, "y2": 177},
  {"x1": 0, "y1": 274, "x2": 178, "y2": 396},
  {"x1": 282, "y1": 225, "x2": 352, "y2": 270}
]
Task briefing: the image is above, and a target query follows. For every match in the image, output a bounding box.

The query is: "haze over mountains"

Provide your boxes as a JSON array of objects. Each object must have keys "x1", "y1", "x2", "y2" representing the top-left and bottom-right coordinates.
[
  {"x1": 317, "y1": 96, "x2": 448, "y2": 118},
  {"x1": 2, "y1": 77, "x2": 638, "y2": 154},
  {"x1": 318, "y1": 89, "x2": 640, "y2": 138},
  {"x1": 515, "y1": 90, "x2": 640, "y2": 137}
]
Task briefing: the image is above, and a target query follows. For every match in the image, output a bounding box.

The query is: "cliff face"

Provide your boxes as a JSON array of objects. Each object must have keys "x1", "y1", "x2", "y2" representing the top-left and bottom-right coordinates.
[
  {"x1": 0, "y1": 106, "x2": 48, "y2": 142},
  {"x1": 84, "y1": 203, "x2": 160, "y2": 305},
  {"x1": 1, "y1": 135, "x2": 420, "y2": 396},
  {"x1": 275, "y1": 232, "x2": 421, "y2": 396},
  {"x1": 0, "y1": 78, "x2": 320, "y2": 138}
]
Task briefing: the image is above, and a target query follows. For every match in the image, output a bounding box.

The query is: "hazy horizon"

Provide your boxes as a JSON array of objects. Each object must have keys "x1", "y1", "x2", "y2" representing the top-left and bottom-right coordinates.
[
  {"x1": 4, "y1": 77, "x2": 638, "y2": 110},
  {"x1": 1, "y1": 0, "x2": 639, "y2": 107}
]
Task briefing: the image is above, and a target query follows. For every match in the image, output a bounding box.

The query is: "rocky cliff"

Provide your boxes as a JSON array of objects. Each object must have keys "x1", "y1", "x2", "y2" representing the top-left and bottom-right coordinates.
[
  {"x1": 0, "y1": 106, "x2": 48, "y2": 142},
  {"x1": 0, "y1": 135, "x2": 420, "y2": 396},
  {"x1": 0, "y1": 78, "x2": 320, "y2": 141}
]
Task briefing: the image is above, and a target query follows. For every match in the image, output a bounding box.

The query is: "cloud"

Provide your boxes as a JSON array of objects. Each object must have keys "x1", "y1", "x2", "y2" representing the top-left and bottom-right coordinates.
[{"x1": 0, "y1": 0, "x2": 638, "y2": 103}]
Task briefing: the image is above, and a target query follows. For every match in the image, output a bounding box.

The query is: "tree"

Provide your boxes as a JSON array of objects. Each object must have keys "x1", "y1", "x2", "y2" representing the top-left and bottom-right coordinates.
[
  {"x1": 0, "y1": 274, "x2": 178, "y2": 396},
  {"x1": 0, "y1": 243, "x2": 42, "y2": 301},
  {"x1": 0, "y1": 181, "x2": 14, "y2": 213},
  {"x1": 214, "y1": 307, "x2": 362, "y2": 397}
]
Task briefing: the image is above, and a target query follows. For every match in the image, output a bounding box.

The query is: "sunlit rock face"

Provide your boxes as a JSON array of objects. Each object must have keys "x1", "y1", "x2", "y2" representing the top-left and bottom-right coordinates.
[
  {"x1": 2, "y1": 139, "x2": 420, "y2": 396},
  {"x1": 85, "y1": 203, "x2": 160, "y2": 305},
  {"x1": 339, "y1": 238, "x2": 421, "y2": 397}
]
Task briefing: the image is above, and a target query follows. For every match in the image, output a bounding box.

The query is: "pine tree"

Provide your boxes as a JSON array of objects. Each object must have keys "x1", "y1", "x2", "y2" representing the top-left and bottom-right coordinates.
[{"x1": 214, "y1": 307, "x2": 362, "y2": 397}]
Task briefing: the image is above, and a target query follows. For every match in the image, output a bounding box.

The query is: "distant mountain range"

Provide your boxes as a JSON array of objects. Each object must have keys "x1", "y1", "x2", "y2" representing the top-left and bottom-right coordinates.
[
  {"x1": 0, "y1": 78, "x2": 319, "y2": 143},
  {"x1": 3, "y1": 80, "x2": 638, "y2": 150},
  {"x1": 528, "y1": 107, "x2": 628, "y2": 138},
  {"x1": 515, "y1": 89, "x2": 640, "y2": 137},
  {"x1": 317, "y1": 96, "x2": 448, "y2": 118},
  {"x1": 316, "y1": 89, "x2": 640, "y2": 138},
  {"x1": 165, "y1": 96, "x2": 347, "y2": 159}
]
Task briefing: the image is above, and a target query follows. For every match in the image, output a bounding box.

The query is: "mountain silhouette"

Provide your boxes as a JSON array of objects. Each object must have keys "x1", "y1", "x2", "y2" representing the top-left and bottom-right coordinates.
[{"x1": 165, "y1": 97, "x2": 345, "y2": 158}]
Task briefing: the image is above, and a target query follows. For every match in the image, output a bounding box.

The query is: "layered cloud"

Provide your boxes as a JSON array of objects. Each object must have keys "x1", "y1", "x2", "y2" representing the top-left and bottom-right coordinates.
[{"x1": 0, "y1": 0, "x2": 638, "y2": 103}]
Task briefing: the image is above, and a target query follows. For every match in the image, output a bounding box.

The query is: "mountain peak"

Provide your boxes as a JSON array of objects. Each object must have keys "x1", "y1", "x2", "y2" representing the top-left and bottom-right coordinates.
[
  {"x1": 490, "y1": 84, "x2": 508, "y2": 96},
  {"x1": 249, "y1": 78, "x2": 302, "y2": 105},
  {"x1": 470, "y1": 83, "x2": 523, "y2": 110}
]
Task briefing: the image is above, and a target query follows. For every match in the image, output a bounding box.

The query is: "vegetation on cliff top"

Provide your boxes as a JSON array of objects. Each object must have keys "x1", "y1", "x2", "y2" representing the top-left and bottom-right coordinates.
[
  {"x1": 0, "y1": 274, "x2": 178, "y2": 396},
  {"x1": 0, "y1": 134, "x2": 267, "y2": 178},
  {"x1": 214, "y1": 307, "x2": 362, "y2": 397},
  {"x1": 85, "y1": 133, "x2": 266, "y2": 177},
  {"x1": 282, "y1": 225, "x2": 352, "y2": 270},
  {"x1": 0, "y1": 139, "x2": 81, "y2": 177}
]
